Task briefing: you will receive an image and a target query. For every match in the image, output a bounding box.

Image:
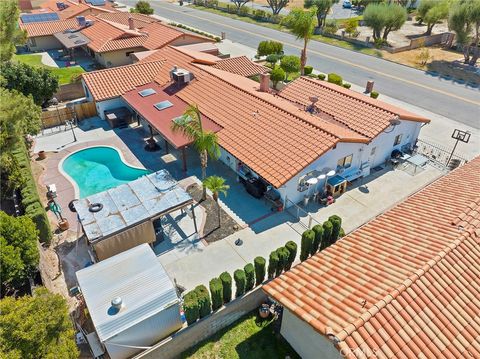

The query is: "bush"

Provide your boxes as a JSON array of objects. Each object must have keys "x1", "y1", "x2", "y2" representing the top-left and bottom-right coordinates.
[
  {"x1": 183, "y1": 291, "x2": 199, "y2": 325},
  {"x1": 329, "y1": 215, "x2": 342, "y2": 243},
  {"x1": 339, "y1": 228, "x2": 346, "y2": 238},
  {"x1": 345, "y1": 18, "x2": 358, "y2": 36},
  {"x1": 265, "y1": 54, "x2": 279, "y2": 67},
  {"x1": 311, "y1": 224, "x2": 323, "y2": 255},
  {"x1": 267, "y1": 250, "x2": 279, "y2": 279},
  {"x1": 321, "y1": 221, "x2": 333, "y2": 250},
  {"x1": 318, "y1": 73, "x2": 326, "y2": 80},
  {"x1": 226, "y1": 4, "x2": 236, "y2": 13},
  {"x1": 254, "y1": 256, "x2": 266, "y2": 285},
  {"x1": 280, "y1": 55, "x2": 301, "y2": 80},
  {"x1": 195, "y1": 285, "x2": 211, "y2": 318},
  {"x1": 276, "y1": 247, "x2": 289, "y2": 277},
  {"x1": 268, "y1": 14, "x2": 284, "y2": 24},
  {"x1": 253, "y1": 9, "x2": 266, "y2": 20},
  {"x1": 324, "y1": 19, "x2": 338, "y2": 35},
  {"x1": 304, "y1": 66, "x2": 313, "y2": 75},
  {"x1": 327, "y1": 73, "x2": 343, "y2": 86},
  {"x1": 300, "y1": 229, "x2": 315, "y2": 261},
  {"x1": 270, "y1": 66, "x2": 285, "y2": 90},
  {"x1": 257, "y1": 40, "x2": 283, "y2": 56},
  {"x1": 370, "y1": 91, "x2": 379, "y2": 99},
  {"x1": 244, "y1": 263, "x2": 255, "y2": 291},
  {"x1": 234, "y1": 269, "x2": 246, "y2": 297},
  {"x1": 209, "y1": 278, "x2": 223, "y2": 311},
  {"x1": 219, "y1": 271, "x2": 232, "y2": 303},
  {"x1": 285, "y1": 241, "x2": 297, "y2": 270},
  {"x1": 237, "y1": 6, "x2": 250, "y2": 16},
  {"x1": 342, "y1": 83, "x2": 351, "y2": 89}
]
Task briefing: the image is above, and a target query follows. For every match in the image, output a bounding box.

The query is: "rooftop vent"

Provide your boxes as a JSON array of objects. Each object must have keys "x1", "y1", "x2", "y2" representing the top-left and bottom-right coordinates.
[
  {"x1": 306, "y1": 96, "x2": 319, "y2": 114},
  {"x1": 170, "y1": 66, "x2": 194, "y2": 86},
  {"x1": 76, "y1": 16, "x2": 86, "y2": 27},
  {"x1": 56, "y1": 2, "x2": 68, "y2": 10},
  {"x1": 85, "y1": 19, "x2": 94, "y2": 27},
  {"x1": 108, "y1": 296, "x2": 123, "y2": 315}
]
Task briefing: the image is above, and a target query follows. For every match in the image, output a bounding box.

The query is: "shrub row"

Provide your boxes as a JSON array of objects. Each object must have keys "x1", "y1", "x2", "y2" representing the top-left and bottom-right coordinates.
[
  {"x1": 169, "y1": 22, "x2": 221, "y2": 42},
  {"x1": 301, "y1": 216, "x2": 344, "y2": 261},
  {"x1": 12, "y1": 143, "x2": 52, "y2": 245},
  {"x1": 183, "y1": 284, "x2": 213, "y2": 324},
  {"x1": 268, "y1": 242, "x2": 297, "y2": 279}
]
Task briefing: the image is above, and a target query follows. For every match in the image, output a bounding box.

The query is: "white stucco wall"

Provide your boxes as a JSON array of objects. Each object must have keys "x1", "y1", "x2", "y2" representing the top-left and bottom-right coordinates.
[
  {"x1": 27, "y1": 36, "x2": 61, "y2": 51},
  {"x1": 95, "y1": 97, "x2": 127, "y2": 120},
  {"x1": 281, "y1": 308, "x2": 342, "y2": 359},
  {"x1": 94, "y1": 47, "x2": 146, "y2": 68}
]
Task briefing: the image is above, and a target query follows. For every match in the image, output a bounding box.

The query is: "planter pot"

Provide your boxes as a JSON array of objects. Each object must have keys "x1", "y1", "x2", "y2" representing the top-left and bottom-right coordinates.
[
  {"x1": 38, "y1": 151, "x2": 47, "y2": 160},
  {"x1": 58, "y1": 219, "x2": 69, "y2": 231}
]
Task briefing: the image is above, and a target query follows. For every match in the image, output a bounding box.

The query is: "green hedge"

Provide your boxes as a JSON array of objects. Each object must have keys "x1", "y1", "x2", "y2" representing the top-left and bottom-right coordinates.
[
  {"x1": 370, "y1": 91, "x2": 379, "y2": 99},
  {"x1": 254, "y1": 256, "x2": 266, "y2": 285},
  {"x1": 276, "y1": 247, "x2": 289, "y2": 277},
  {"x1": 219, "y1": 271, "x2": 232, "y2": 303},
  {"x1": 267, "y1": 250, "x2": 279, "y2": 279},
  {"x1": 300, "y1": 229, "x2": 314, "y2": 261},
  {"x1": 285, "y1": 241, "x2": 297, "y2": 270},
  {"x1": 321, "y1": 221, "x2": 333, "y2": 250},
  {"x1": 318, "y1": 73, "x2": 326, "y2": 80},
  {"x1": 183, "y1": 290, "x2": 199, "y2": 325},
  {"x1": 311, "y1": 224, "x2": 323, "y2": 255},
  {"x1": 234, "y1": 269, "x2": 246, "y2": 297},
  {"x1": 209, "y1": 278, "x2": 223, "y2": 311},
  {"x1": 244, "y1": 263, "x2": 255, "y2": 291},
  {"x1": 12, "y1": 143, "x2": 52, "y2": 245},
  {"x1": 327, "y1": 73, "x2": 343, "y2": 86},
  {"x1": 329, "y1": 215, "x2": 342, "y2": 244},
  {"x1": 195, "y1": 285, "x2": 212, "y2": 318},
  {"x1": 304, "y1": 66, "x2": 313, "y2": 75},
  {"x1": 342, "y1": 83, "x2": 351, "y2": 89}
]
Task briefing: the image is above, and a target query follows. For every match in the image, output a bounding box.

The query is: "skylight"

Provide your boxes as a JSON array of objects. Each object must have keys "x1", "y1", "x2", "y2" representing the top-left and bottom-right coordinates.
[
  {"x1": 139, "y1": 88, "x2": 156, "y2": 97},
  {"x1": 154, "y1": 101, "x2": 173, "y2": 111}
]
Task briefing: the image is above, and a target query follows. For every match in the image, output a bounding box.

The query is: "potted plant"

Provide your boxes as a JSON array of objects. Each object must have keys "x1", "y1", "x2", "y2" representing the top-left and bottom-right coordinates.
[{"x1": 38, "y1": 151, "x2": 46, "y2": 160}]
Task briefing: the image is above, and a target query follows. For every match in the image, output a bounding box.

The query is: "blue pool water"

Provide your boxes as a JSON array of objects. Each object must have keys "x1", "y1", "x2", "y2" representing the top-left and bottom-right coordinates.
[{"x1": 62, "y1": 146, "x2": 150, "y2": 198}]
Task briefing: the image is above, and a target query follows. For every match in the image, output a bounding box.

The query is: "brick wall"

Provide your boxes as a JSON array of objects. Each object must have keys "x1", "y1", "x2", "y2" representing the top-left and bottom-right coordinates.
[{"x1": 134, "y1": 287, "x2": 267, "y2": 359}]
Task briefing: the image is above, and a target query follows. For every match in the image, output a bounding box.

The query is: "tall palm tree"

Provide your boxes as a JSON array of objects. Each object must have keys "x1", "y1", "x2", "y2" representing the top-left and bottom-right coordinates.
[
  {"x1": 203, "y1": 176, "x2": 229, "y2": 228},
  {"x1": 284, "y1": 8, "x2": 317, "y2": 75},
  {"x1": 171, "y1": 104, "x2": 220, "y2": 200}
]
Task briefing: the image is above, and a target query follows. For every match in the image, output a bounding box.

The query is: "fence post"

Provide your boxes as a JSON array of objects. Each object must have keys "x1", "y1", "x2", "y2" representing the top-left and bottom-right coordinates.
[{"x1": 308, "y1": 216, "x2": 312, "y2": 229}]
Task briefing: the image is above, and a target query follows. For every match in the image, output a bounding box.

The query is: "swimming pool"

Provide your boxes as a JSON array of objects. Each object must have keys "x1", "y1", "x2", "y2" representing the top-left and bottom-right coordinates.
[{"x1": 62, "y1": 146, "x2": 150, "y2": 198}]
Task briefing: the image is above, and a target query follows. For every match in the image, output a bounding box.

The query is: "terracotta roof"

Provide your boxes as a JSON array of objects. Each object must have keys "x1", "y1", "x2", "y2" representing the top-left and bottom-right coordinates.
[
  {"x1": 263, "y1": 156, "x2": 480, "y2": 357},
  {"x1": 95, "y1": 12, "x2": 157, "y2": 28},
  {"x1": 279, "y1": 77, "x2": 430, "y2": 140},
  {"x1": 35, "y1": 0, "x2": 114, "y2": 19},
  {"x1": 20, "y1": 18, "x2": 81, "y2": 37},
  {"x1": 141, "y1": 22, "x2": 185, "y2": 50},
  {"x1": 172, "y1": 46, "x2": 221, "y2": 64},
  {"x1": 212, "y1": 56, "x2": 269, "y2": 77},
  {"x1": 82, "y1": 60, "x2": 166, "y2": 101}
]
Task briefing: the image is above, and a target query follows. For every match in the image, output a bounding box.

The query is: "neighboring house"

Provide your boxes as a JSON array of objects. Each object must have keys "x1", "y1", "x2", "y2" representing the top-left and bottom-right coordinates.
[
  {"x1": 263, "y1": 157, "x2": 480, "y2": 359},
  {"x1": 76, "y1": 244, "x2": 183, "y2": 359},
  {"x1": 81, "y1": 45, "x2": 429, "y2": 206},
  {"x1": 26, "y1": 0, "x2": 116, "y2": 19}
]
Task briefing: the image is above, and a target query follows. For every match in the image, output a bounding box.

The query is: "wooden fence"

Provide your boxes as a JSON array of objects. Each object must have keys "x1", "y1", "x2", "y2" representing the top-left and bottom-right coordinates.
[{"x1": 41, "y1": 102, "x2": 97, "y2": 129}]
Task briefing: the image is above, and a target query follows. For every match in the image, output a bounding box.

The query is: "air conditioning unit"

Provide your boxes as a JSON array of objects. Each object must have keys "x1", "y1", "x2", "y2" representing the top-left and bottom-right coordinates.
[{"x1": 170, "y1": 66, "x2": 194, "y2": 85}]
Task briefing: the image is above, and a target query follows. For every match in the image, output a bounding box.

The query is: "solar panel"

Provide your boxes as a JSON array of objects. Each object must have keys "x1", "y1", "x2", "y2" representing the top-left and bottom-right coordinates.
[
  {"x1": 154, "y1": 101, "x2": 173, "y2": 111},
  {"x1": 139, "y1": 88, "x2": 156, "y2": 97},
  {"x1": 86, "y1": 0, "x2": 106, "y2": 5},
  {"x1": 20, "y1": 13, "x2": 60, "y2": 23}
]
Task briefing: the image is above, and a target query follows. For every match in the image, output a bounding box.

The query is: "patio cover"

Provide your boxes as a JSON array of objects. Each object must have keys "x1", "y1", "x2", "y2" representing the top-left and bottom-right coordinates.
[
  {"x1": 54, "y1": 31, "x2": 90, "y2": 49},
  {"x1": 122, "y1": 82, "x2": 222, "y2": 149}
]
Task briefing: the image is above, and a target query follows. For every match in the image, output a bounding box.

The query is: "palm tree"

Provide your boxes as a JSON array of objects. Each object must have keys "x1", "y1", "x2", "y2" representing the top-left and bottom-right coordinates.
[
  {"x1": 203, "y1": 176, "x2": 229, "y2": 228},
  {"x1": 284, "y1": 8, "x2": 317, "y2": 75},
  {"x1": 171, "y1": 104, "x2": 220, "y2": 200}
]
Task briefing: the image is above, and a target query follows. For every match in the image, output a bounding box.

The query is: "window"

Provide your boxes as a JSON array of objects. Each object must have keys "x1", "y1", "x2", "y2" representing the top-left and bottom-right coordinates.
[
  {"x1": 337, "y1": 154, "x2": 353, "y2": 169},
  {"x1": 370, "y1": 147, "x2": 376, "y2": 156},
  {"x1": 394, "y1": 134, "x2": 403, "y2": 146}
]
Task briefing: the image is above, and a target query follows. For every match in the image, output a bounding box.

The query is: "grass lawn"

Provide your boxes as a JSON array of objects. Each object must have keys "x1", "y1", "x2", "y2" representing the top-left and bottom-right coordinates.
[
  {"x1": 12, "y1": 54, "x2": 85, "y2": 85},
  {"x1": 181, "y1": 311, "x2": 300, "y2": 359}
]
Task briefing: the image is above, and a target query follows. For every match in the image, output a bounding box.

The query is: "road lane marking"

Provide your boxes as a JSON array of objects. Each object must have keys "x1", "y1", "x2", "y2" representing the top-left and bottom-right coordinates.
[{"x1": 156, "y1": 3, "x2": 480, "y2": 106}]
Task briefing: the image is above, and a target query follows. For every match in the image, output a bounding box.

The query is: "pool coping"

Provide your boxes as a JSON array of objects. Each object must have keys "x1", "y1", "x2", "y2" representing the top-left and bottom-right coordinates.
[{"x1": 58, "y1": 145, "x2": 149, "y2": 199}]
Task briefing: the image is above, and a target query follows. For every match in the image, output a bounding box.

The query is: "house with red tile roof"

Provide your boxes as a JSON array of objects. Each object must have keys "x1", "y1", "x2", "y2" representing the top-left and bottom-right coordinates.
[
  {"x1": 80, "y1": 45, "x2": 430, "y2": 205},
  {"x1": 26, "y1": 0, "x2": 116, "y2": 20},
  {"x1": 263, "y1": 156, "x2": 480, "y2": 358}
]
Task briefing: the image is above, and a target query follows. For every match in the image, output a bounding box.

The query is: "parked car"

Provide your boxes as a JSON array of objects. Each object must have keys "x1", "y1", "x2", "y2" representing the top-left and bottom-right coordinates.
[{"x1": 343, "y1": 0, "x2": 352, "y2": 8}]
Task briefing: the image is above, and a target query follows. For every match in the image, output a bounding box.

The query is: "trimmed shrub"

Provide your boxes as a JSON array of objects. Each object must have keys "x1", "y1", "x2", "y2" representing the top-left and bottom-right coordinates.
[
  {"x1": 219, "y1": 271, "x2": 232, "y2": 303},
  {"x1": 318, "y1": 73, "x2": 326, "y2": 80},
  {"x1": 253, "y1": 9, "x2": 266, "y2": 20},
  {"x1": 339, "y1": 227, "x2": 346, "y2": 239},
  {"x1": 226, "y1": 4, "x2": 236, "y2": 13},
  {"x1": 244, "y1": 263, "x2": 255, "y2": 291},
  {"x1": 304, "y1": 66, "x2": 313, "y2": 75},
  {"x1": 270, "y1": 66, "x2": 285, "y2": 90},
  {"x1": 324, "y1": 19, "x2": 338, "y2": 35},
  {"x1": 237, "y1": 6, "x2": 250, "y2": 16},
  {"x1": 276, "y1": 247, "x2": 289, "y2": 277},
  {"x1": 329, "y1": 215, "x2": 342, "y2": 243},
  {"x1": 321, "y1": 220, "x2": 333, "y2": 250},
  {"x1": 311, "y1": 224, "x2": 323, "y2": 255},
  {"x1": 254, "y1": 256, "x2": 266, "y2": 285},
  {"x1": 280, "y1": 55, "x2": 300, "y2": 79},
  {"x1": 234, "y1": 269, "x2": 246, "y2": 297},
  {"x1": 209, "y1": 278, "x2": 223, "y2": 311},
  {"x1": 267, "y1": 250, "x2": 279, "y2": 279},
  {"x1": 285, "y1": 241, "x2": 297, "y2": 270},
  {"x1": 183, "y1": 291, "x2": 199, "y2": 325},
  {"x1": 370, "y1": 91, "x2": 379, "y2": 99},
  {"x1": 258, "y1": 40, "x2": 283, "y2": 57},
  {"x1": 195, "y1": 285, "x2": 211, "y2": 318},
  {"x1": 327, "y1": 73, "x2": 343, "y2": 86},
  {"x1": 300, "y1": 229, "x2": 315, "y2": 261},
  {"x1": 265, "y1": 54, "x2": 278, "y2": 67},
  {"x1": 342, "y1": 83, "x2": 351, "y2": 89}
]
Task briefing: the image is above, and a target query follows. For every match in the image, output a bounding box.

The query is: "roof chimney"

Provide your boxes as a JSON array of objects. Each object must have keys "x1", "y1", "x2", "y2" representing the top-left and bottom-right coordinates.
[
  {"x1": 111, "y1": 297, "x2": 123, "y2": 310},
  {"x1": 128, "y1": 17, "x2": 135, "y2": 30},
  {"x1": 259, "y1": 73, "x2": 270, "y2": 92}
]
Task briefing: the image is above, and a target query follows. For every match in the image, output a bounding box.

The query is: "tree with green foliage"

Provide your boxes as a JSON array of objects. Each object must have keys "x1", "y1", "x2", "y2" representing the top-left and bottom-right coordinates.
[
  {"x1": 0, "y1": 287, "x2": 78, "y2": 358},
  {"x1": 449, "y1": 0, "x2": 480, "y2": 65},
  {"x1": 328, "y1": 215, "x2": 342, "y2": 243},
  {"x1": 283, "y1": 8, "x2": 316, "y2": 75},
  {"x1": 219, "y1": 272, "x2": 232, "y2": 303},
  {"x1": 345, "y1": 18, "x2": 359, "y2": 36},
  {"x1": 270, "y1": 66, "x2": 286, "y2": 89},
  {"x1": 280, "y1": 55, "x2": 301, "y2": 80},
  {"x1": 130, "y1": 0, "x2": 154, "y2": 14},
  {"x1": 321, "y1": 220, "x2": 333, "y2": 250},
  {"x1": 285, "y1": 241, "x2": 297, "y2": 270},
  {"x1": 183, "y1": 290, "x2": 200, "y2": 324},
  {"x1": 266, "y1": 54, "x2": 279, "y2": 67},
  {"x1": 0, "y1": 212, "x2": 39, "y2": 292},
  {"x1": 257, "y1": 40, "x2": 283, "y2": 56},
  {"x1": 0, "y1": 0, "x2": 26, "y2": 62},
  {"x1": 1, "y1": 61, "x2": 59, "y2": 106},
  {"x1": 267, "y1": 250, "x2": 279, "y2": 278},
  {"x1": 267, "y1": 0, "x2": 290, "y2": 15},
  {"x1": 276, "y1": 247, "x2": 289, "y2": 276},
  {"x1": 300, "y1": 229, "x2": 314, "y2": 261},
  {"x1": 244, "y1": 263, "x2": 255, "y2": 291},
  {"x1": 254, "y1": 256, "x2": 266, "y2": 285},
  {"x1": 234, "y1": 269, "x2": 246, "y2": 297},
  {"x1": 203, "y1": 176, "x2": 229, "y2": 227},
  {"x1": 311, "y1": 224, "x2": 323, "y2": 254},
  {"x1": 304, "y1": 0, "x2": 339, "y2": 28},
  {"x1": 417, "y1": 0, "x2": 450, "y2": 35},
  {"x1": 172, "y1": 104, "x2": 220, "y2": 200},
  {"x1": 209, "y1": 277, "x2": 223, "y2": 311},
  {"x1": 363, "y1": 3, "x2": 407, "y2": 41},
  {"x1": 195, "y1": 285, "x2": 212, "y2": 318}
]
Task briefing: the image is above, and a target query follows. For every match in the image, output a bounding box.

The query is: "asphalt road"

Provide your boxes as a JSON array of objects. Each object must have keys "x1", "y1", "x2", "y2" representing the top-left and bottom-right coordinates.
[{"x1": 123, "y1": 0, "x2": 480, "y2": 128}]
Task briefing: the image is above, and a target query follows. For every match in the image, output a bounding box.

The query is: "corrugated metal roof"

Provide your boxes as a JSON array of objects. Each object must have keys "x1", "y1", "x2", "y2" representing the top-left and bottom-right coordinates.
[
  {"x1": 75, "y1": 170, "x2": 193, "y2": 242},
  {"x1": 76, "y1": 244, "x2": 180, "y2": 342}
]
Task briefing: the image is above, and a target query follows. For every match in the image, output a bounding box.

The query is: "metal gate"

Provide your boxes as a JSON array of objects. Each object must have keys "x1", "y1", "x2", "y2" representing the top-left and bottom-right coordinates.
[
  {"x1": 415, "y1": 139, "x2": 468, "y2": 170},
  {"x1": 284, "y1": 197, "x2": 321, "y2": 233}
]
